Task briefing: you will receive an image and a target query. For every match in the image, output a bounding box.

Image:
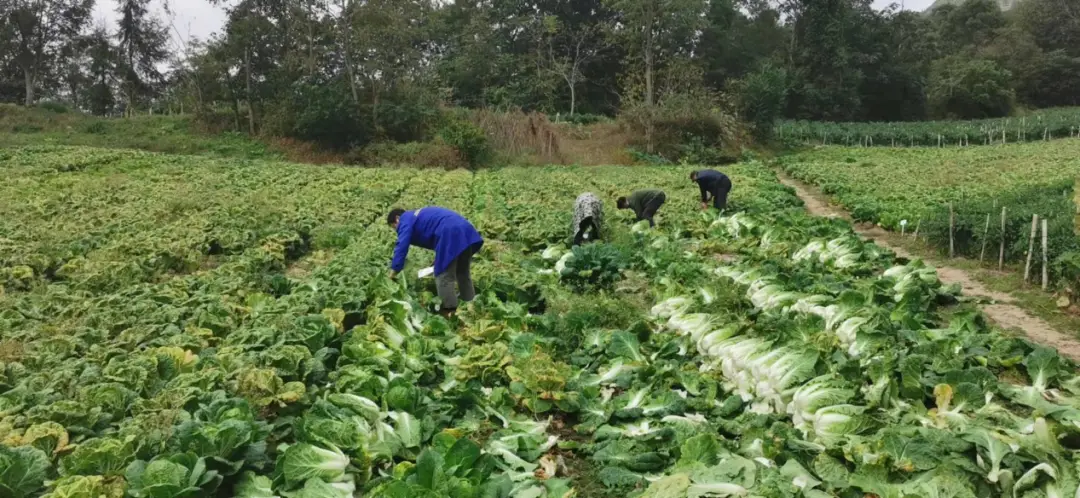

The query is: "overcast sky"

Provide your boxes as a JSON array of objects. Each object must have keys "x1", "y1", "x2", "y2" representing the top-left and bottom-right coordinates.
[{"x1": 92, "y1": 0, "x2": 938, "y2": 48}]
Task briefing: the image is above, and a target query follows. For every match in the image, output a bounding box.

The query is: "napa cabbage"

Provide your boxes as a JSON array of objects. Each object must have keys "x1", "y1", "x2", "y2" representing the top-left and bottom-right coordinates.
[
  {"x1": 277, "y1": 443, "x2": 350, "y2": 487},
  {"x1": 803, "y1": 405, "x2": 868, "y2": 444}
]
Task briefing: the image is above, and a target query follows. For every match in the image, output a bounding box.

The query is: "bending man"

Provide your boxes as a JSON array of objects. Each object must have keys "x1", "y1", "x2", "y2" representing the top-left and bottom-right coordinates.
[
  {"x1": 571, "y1": 192, "x2": 604, "y2": 245},
  {"x1": 388, "y1": 207, "x2": 484, "y2": 313},
  {"x1": 691, "y1": 169, "x2": 732, "y2": 211},
  {"x1": 617, "y1": 189, "x2": 667, "y2": 227}
]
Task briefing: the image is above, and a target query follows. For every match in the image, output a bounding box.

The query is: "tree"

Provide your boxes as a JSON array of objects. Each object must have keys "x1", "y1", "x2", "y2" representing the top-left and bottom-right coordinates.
[
  {"x1": 542, "y1": 18, "x2": 609, "y2": 115},
  {"x1": 85, "y1": 26, "x2": 117, "y2": 115},
  {"x1": 434, "y1": 0, "x2": 550, "y2": 110},
  {"x1": 534, "y1": 0, "x2": 624, "y2": 115},
  {"x1": 220, "y1": 1, "x2": 274, "y2": 133},
  {"x1": 929, "y1": 0, "x2": 1006, "y2": 54},
  {"x1": 1016, "y1": 0, "x2": 1080, "y2": 57},
  {"x1": 978, "y1": 25, "x2": 1046, "y2": 106},
  {"x1": 698, "y1": 0, "x2": 785, "y2": 90},
  {"x1": 855, "y1": 9, "x2": 934, "y2": 121},
  {"x1": 783, "y1": 0, "x2": 866, "y2": 121},
  {"x1": 1019, "y1": 50, "x2": 1080, "y2": 107},
  {"x1": 733, "y1": 63, "x2": 787, "y2": 140},
  {"x1": 60, "y1": 33, "x2": 91, "y2": 109},
  {"x1": 0, "y1": 0, "x2": 93, "y2": 105},
  {"x1": 348, "y1": 0, "x2": 436, "y2": 132},
  {"x1": 604, "y1": 0, "x2": 707, "y2": 151},
  {"x1": 927, "y1": 55, "x2": 1014, "y2": 119},
  {"x1": 116, "y1": 0, "x2": 170, "y2": 115}
]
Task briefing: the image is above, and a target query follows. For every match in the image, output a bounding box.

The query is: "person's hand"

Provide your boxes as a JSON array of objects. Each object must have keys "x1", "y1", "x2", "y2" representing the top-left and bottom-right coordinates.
[
  {"x1": 388, "y1": 270, "x2": 398, "y2": 279},
  {"x1": 700, "y1": 202, "x2": 709, "y2": 210}
]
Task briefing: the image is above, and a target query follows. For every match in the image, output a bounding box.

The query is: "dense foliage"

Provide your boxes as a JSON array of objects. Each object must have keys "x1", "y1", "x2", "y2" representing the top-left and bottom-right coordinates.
[{"x1": 1, "y1": 146, "x2": 1079, "y2": 497}]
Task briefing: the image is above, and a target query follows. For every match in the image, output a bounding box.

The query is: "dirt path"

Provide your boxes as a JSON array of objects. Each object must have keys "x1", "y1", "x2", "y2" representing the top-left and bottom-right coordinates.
[{"x1": 775, "y1": 171, "x2": 1080, "y2": 361}]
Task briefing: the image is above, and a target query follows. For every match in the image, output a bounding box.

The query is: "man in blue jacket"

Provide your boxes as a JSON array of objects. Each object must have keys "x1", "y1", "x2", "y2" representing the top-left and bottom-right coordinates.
[
  {"x1": 388, "y1": 207, "x2": 484, "y2": 314},
  {"x1": 690, "y1": 169, "x2": 732, "y2": 211}
]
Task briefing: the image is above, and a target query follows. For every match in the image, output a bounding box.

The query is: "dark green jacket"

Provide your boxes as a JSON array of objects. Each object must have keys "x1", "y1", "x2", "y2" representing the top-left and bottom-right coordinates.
[{"x1": 627, "y1": 189, "x2": 665, "y2": 219}]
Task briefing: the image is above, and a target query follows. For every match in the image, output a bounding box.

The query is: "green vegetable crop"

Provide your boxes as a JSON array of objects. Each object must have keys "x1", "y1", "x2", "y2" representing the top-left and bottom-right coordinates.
[{"x1": 0, "y1": 146, "x2": 1075, "y2": 497}]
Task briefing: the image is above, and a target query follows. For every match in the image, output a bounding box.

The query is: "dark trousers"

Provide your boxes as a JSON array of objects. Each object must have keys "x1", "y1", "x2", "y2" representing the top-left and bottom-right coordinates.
[
  {"x1": 641, "y1": 193, "x2": 666, "y2": 227},
  {"x1": 573, "y1": 216, "x2": 600, "y2": 246},
  {"x1": 435, "y1": 245, "x2": 478, "y2": 310},
  {"x1": 712, "y1": 177, "x2": 732, "y2": 210}
]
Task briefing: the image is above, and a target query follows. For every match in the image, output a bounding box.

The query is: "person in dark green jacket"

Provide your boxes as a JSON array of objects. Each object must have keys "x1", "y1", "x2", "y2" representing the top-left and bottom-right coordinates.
[{"x1": 617, "y1": 189, "x2": 666, "y2": 227}]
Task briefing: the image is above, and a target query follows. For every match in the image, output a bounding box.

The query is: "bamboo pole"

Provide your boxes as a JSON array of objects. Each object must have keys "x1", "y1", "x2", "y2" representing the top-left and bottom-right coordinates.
[
  {"x1": 980, "y1": 213, "x2": 991, "y2": 262},
  {"x1": 1042, "y1": 218, "x2": 1049, "y2": 290},
  {"x1": 949, "y1": 203, "x2": 956, "y2": 258},
  {"x1": 999, "y1": 206, "x2": 1007, "y2": 270},
  {"x1": 1024, "y1": 214, "x2": 1038, "y2": 282}
]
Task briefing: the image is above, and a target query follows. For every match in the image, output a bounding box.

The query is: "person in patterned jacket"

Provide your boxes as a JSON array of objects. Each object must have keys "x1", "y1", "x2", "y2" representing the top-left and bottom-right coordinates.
[{"x1": 571, "y1": 192, "x2": 604, "y2": 246}]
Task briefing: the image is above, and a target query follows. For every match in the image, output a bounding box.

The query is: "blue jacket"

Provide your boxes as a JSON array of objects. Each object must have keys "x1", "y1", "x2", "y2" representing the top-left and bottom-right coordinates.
[{"x1": 390, "y1": 207, "x2": 484, "y2": 275}]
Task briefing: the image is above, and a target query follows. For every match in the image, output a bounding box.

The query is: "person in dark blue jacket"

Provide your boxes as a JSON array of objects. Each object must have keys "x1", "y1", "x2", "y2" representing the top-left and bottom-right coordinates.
[
  {"x1": 690, "y1": 169, "x2": 732, "y2": 211},
  {"x1": 387, "y1": 207, "x2": 484, "y2": 313}
]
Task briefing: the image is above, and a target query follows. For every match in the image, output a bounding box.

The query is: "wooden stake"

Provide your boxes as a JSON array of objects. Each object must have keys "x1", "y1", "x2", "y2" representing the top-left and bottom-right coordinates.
[
  {"x1": 949, "y1": 203, "x2": 956, "y2": 258},
  {"x1": 999, "y1": 206, "x2": 1007, "y2": 270},
  {"x1": 1042, "y1": 218, "x2": 1049, "y2": 290},
  {"x1": 1024, "y1": 214, "x2": 1038, "y2": 282},
  {"x1": 980, "y1": 212, "x2": 991, "y2": 262},
  {"x1": 913, "y1": 219, "x2": 921, "y2": 239}
]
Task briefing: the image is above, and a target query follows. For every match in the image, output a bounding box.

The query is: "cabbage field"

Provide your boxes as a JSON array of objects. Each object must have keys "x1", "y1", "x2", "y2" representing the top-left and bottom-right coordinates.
[
  {"x1": 777, "y1": 141, "x2": 1080, "y2": 284},
  {"x1": 1, "y1": 145, "x2": 1079, "y2": 498},
  {"x1": 778, "y1": 107, "x2": 1080, "y2": 147}
]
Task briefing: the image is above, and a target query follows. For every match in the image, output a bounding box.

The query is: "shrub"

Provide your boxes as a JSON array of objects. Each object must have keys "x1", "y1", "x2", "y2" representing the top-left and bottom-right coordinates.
[
  {"x1": 732, "y1": 64, "x2": 788, "y2": 142},
  {"x1": 556, "y1": 113, "x2": 609, "y2": 125},
  {"x1": 676, "y1": 137, "x2": 739, "y2": 166},
  {"x1": 269, "y1": 78, "x2": 372, "y2": 150},
  {"x1": 82, "y1": 121, "x2": 109, "y2": 135},
  {"x1": 37, "y1": 101, "x2": 69, "y2": 114},
  {"x1": 627, "y1": 149, "x2": 673, "y2": 165},
  {"x1": 621, "y1": 85, "x2": 744, "y2": 164},
  {"x1": 11, "y1": 124, "x2": 44, "y2": 133},
  {"x1": 373, "y1": 84, "x2": 443, "y2": 143},
  {"x1": 438, "y1": 114, "x2": 490, "y2": 168}
]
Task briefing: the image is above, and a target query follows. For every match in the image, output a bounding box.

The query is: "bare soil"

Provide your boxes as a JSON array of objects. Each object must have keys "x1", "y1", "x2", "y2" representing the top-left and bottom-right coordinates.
[{"x1": 775, "y1": 170, "x2": 1080, "y2": 361}]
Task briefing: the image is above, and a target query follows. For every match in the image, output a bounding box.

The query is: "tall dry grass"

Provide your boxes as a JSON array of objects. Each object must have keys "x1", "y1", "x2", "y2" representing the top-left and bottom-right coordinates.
[{"x1": 468, "y1": 109, "x2": 565, "y2": 164}]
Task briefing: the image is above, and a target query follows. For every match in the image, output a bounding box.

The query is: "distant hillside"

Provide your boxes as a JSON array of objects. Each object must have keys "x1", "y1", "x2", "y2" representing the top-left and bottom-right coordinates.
[{"x1": 925, "y1": 0, "x2": 1022, "y2": 11}]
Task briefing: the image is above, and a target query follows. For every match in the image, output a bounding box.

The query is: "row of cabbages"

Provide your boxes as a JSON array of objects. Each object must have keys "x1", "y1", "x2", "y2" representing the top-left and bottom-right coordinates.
[{"x1": 648, "y1": 216, "x2": 959, "y2": 444}]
